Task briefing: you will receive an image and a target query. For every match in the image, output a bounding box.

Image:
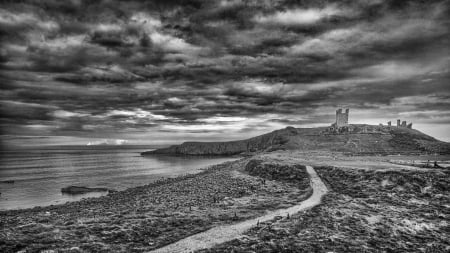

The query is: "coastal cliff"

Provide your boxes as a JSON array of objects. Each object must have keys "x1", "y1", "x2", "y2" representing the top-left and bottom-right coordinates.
[
  {"x1": 142, "y1": 127, "x2": 299, "y2": 156},
  {"x1": 142, "y1": 125, "x2": 450, "y2": 156}
]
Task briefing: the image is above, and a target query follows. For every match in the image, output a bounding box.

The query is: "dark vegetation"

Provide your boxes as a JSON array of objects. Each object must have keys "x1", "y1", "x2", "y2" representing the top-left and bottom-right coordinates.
[
  {"x1": 200, "y1": 166, "x2": 450, "y2": 253},
  {"x1": 245, "y1": 159, "x2": 309, "y2": 188}
]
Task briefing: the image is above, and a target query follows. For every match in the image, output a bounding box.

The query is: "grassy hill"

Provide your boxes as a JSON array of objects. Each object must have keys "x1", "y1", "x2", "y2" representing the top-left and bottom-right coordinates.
[{"x1": 142, "y1": 125, "x2": 450, "y2": 156}]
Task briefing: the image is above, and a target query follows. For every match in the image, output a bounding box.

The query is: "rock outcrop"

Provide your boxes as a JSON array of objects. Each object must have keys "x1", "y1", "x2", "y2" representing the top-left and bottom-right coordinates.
[
  {"x1": 142, "y1": 125, "x2": 450, "y2": 156},
  {"x1": 61, "y1": 186, "x2": 109, "y2": 195}
]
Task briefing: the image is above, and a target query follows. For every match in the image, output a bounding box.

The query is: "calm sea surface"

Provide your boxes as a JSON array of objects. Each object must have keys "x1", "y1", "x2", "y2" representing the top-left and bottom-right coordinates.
[{"x1": 0, "y1": 146, "x2": 236, "y2": 210}]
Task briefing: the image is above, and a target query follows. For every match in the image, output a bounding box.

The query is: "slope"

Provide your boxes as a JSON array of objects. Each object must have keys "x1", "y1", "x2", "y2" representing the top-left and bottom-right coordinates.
[{"x1": 142, "y1": 125, "x2": 450, "y2": 156}]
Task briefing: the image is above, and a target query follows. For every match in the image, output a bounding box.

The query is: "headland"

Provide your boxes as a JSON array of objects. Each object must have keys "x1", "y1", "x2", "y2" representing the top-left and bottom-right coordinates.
[{"x1": 2, "y1": 109, "x2": 449, "y2": 252}]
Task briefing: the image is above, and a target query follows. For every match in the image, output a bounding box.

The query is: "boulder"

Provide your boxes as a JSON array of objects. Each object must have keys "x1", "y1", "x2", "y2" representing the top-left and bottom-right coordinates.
[{"x1": 61, "y1": 186, "x2": 109, "y2": 194}]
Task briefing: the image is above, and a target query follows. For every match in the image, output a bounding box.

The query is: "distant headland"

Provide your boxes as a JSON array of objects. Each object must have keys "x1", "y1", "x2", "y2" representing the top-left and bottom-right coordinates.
[{"x1": 142, "y1": 109, "x2": 450, "y2": 156}]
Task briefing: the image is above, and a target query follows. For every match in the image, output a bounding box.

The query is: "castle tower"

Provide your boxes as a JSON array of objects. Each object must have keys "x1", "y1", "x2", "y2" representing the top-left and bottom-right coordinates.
[
  {"x1": 401, "y1": 121, "x2": 407, "y2": 127},
  {"x1": 335, "y1": 108, "x2": 349, "y2": 127},
  {"x1": 387, "y1": 121, "x2": 391, "y2": 127},
  {"x1": 397, "y1": 119, "x2": 401, "y2": 127}
]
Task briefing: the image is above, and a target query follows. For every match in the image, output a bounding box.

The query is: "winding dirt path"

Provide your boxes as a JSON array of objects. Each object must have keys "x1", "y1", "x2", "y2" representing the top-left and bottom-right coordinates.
[{"x1": 149, "y1": 166, "x2": 328, "y2": 253}]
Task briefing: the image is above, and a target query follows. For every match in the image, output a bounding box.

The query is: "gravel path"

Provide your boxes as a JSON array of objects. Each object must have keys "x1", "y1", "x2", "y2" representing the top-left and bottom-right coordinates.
[{"x1": 149, "y1": 165, "x2": 328, "y2": 253}]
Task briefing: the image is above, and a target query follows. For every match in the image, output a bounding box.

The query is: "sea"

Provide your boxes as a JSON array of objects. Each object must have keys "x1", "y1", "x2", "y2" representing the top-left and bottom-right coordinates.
[{"x1": 0, "y1": 145, "x2": 236, "y2": 210}]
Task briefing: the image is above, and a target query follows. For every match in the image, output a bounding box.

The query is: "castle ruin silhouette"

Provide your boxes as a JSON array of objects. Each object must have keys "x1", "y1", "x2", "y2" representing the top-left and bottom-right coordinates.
[
  {"x1": 335, "y1": 108, "x2": 349, "y2": 127},
  {"x1": 330, "y1": 108, "x2": 413, "y2": 131}
]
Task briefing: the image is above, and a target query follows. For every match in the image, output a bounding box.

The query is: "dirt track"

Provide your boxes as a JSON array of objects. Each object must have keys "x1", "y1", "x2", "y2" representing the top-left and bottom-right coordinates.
[{"x1": 150, "y1": 165, "x2": 328, "y2": 253}]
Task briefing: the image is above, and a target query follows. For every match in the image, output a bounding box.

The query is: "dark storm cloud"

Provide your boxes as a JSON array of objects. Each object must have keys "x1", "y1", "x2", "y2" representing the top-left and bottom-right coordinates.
[{"x1": 1, "y1": 0, "x2": 449, "y2": 144}]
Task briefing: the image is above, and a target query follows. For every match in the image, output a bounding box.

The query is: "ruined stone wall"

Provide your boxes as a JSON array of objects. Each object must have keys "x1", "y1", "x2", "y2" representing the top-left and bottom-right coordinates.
[
  {"x1": 393, "y1": 119, "x2": 413, "y2": 129},
  {"x1": 336, "y1": 108, "x2": 349, "y2": 127}
]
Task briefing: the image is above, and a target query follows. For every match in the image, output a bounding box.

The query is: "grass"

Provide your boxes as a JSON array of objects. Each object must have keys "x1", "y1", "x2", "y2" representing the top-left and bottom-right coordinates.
[{"x1": 199, "y1": 166, "x2": 450, "y2": 253}]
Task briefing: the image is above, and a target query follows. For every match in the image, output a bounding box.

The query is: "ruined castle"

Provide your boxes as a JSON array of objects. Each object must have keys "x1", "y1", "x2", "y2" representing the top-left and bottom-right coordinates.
[
  {"x1": 385, "y1": 119, "x2": 412, "y2": 129},
  {"x1": 328, "y1": 108, "x2": 413, "y2": 133},
  {"x1": 328, "y1": 108, "x2": 350, "y2": 133},
  {"x1": 329, "y1": 108, "x2": 349, "y2": 129},
  {"x1": 335, "y1": 108, "x2": 349, "y2": 127}
]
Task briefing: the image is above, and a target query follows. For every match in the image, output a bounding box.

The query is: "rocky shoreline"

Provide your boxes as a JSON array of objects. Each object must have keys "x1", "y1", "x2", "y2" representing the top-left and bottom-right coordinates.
[
  {"x1": 2, "y1": 152, "x2": 448, "y2": 252},
  {"x1": 0, "y1": 158, "x2": 312, "y2": 253}
]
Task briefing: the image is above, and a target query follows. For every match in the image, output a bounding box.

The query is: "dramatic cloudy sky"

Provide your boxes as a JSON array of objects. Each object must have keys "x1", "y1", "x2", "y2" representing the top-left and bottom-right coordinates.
[{"x1": 1, "y1": 0, "x2": 449, "y2": 147}]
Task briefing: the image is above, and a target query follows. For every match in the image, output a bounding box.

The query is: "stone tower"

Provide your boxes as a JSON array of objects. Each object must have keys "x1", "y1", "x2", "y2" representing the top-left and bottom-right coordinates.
[{"x1": 335, "y1": 108, "x2": 349, "y2": 127}]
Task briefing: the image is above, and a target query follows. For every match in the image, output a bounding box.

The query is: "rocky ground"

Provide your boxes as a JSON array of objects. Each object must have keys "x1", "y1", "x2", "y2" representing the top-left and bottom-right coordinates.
[
  {"x1": 0, "y1": 158, "x2": 311, "y2": 253},
  {"x1": 199, "y1": 165, "x2": 450, "y2": 253}
]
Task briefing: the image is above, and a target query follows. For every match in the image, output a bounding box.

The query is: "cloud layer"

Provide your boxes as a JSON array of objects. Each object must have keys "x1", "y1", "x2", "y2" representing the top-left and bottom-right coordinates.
[{"x1": 1, "y1": 0, "x2": 449, "y2": 146}]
